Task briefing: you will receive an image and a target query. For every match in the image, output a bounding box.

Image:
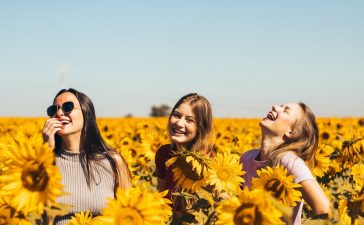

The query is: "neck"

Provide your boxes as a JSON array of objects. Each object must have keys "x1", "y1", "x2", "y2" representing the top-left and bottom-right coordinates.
[
  {"x1": 61, "y1": 133, "x2": 82, "y2": 153},
  {"x1": 259, "y1": 135, "x2": 284, "y2": 161}
]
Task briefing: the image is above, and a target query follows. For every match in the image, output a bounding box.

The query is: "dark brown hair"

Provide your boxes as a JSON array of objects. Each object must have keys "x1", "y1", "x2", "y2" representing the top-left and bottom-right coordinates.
[{"x1": 53, "y1": 88, "x2": 131, "y2": 191}]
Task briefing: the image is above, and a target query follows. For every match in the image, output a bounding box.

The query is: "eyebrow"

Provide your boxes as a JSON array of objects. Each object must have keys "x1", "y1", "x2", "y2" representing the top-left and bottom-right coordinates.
[{"x1": 174, "y1": 110, "x2": 196, "y2": 119}]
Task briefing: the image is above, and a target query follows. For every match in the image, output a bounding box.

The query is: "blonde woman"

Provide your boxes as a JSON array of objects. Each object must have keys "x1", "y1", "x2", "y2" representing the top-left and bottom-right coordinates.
[{"x1": 240, "y1": 103, "x2": 331, "y2": 224}]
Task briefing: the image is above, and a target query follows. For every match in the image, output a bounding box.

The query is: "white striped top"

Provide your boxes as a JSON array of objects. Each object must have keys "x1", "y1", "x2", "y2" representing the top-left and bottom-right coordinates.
[{"x1": 53, "y1": 149, "x2": 115, "y2": 225}]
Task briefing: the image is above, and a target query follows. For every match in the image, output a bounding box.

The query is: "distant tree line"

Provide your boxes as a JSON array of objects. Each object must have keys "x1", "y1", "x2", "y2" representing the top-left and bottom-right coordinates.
[{"x1": 150, "y1": 104, "x2": 171, "y2": 117}]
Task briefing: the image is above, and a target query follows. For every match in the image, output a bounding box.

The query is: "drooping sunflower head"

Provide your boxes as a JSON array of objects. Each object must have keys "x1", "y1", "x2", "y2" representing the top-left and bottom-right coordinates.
[
  {"x1": 338, "y1": 194, "x2": 364, "y2": 224},
  {"x1": 207, "y1": 152, "x2": 245, "y2": 196},
  {"x1": 166, "y1": 149, "x2": 210, "y2": 192},
  {"x1": 98, "y1": 186, "x2": 172, "y2": 225},
  {"x1": 216, "y1": 188, "x2": 284, "y2": 225},
  {"x1": 341, "y1": 138, "x2": 364, "y2": 168},
  {"x1": 0, "y1": 136, "x2": 63, "y2": 215},
  {"x1": 252, "y1": 166, "x2": 302, "y2": 207}
]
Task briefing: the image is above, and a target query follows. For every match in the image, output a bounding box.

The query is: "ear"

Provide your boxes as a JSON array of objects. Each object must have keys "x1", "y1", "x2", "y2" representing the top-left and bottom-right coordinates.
[{"x1": 283, "y1": 131, "x2": 293, "y2": 140}]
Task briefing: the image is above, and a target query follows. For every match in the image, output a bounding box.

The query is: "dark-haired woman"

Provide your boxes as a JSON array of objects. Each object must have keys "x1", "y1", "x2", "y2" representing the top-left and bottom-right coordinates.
[{"x1": 42, "y1": 88, "x2": 131, "y2": 225}]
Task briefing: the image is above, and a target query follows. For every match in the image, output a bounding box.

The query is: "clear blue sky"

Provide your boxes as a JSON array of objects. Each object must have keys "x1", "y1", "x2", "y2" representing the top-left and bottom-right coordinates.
[{"x1": 1, "y1": 1, "x2": 363, "y2": 117}]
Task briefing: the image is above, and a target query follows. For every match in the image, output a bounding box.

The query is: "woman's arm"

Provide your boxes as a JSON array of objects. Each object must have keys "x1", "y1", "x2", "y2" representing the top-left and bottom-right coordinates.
[
  {"x1": 113, "y1": 154, "x2": 132, "y2": 189},
  {"x1": 299, "y1": 179, "x2": 332, "y2": 216},
  {"x1": 280, "y1": 153, "x2": 332, "y2": 216},
  {"x1": 155, "y1": 145, "x2": 170, "y2": 192}
]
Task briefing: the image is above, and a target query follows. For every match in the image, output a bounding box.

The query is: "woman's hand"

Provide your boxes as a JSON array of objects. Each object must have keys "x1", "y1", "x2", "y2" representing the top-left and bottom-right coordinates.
[{"x1": 42, "y1": 118, "x2": 62, "y2": 148}]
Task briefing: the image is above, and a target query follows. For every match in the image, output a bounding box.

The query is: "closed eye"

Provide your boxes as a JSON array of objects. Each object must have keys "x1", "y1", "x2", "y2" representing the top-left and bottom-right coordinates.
[{"x1": 284, "y1": 106, "x2": 291, "y2": 113}]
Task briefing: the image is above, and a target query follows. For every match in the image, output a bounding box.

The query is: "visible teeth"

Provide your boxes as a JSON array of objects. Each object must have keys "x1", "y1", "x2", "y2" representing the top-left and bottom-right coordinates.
[
  {"x1": 173, "y1": 129, "x2": 185, "y2": 134},
  {"x1": 267, "y1": 112, "x2": 275, "y2": 121}
]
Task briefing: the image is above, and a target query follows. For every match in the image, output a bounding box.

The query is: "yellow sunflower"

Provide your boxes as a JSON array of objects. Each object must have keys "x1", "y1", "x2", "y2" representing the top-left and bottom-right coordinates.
[
  {"x1": 338, "y1": 194, "x2": 364, "y2": 225},
  {"x1": 207, "y1": 152, "x2": 245, "y2": 196},
  {"x1": 351, "y1": 163, "x2": 364, "y2": 191},
  {"x1": 97, "y1": 186, "x2": 172, "y2": 225},
  {"x1": 141, "y1": 131, "x2": 169, "y2": 160},
  {"x1": 166, "y1": 148, "x2": 210, "y2": 192},
  {"x1": 341, "y1": 138, "x2": 364, "y2": 168},
  {"x1": 215, "y1": 187, "x2": 284, "y2": 225},
  {"x1": 67, "y1": 210, "x2": 97, "y2": 225},
  {"x1": 0, "y1": 203, "x2": 32, "y2": 225},
  {"x1": 312, "y1": 144, "x2": 334, "y2": 178},
  {"x1": 0, "y1": 136, "x2": 63, "y2": 215},
  {"x1": 252, "y1": 166, "x2": 302, "y2": 207}
]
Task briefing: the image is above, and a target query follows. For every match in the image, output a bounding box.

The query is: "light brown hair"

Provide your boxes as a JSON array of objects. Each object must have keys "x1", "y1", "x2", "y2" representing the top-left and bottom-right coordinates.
[
  {"x1": 169, "y1": 93, "x2": 214, "y2": 155},
  {"x1": 268, "y1": 102, "x2": 319, "y2": 167}
]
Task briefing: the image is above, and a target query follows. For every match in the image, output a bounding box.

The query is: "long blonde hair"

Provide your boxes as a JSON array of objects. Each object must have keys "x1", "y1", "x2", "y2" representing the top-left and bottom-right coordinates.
[
  {"x1": 268, "y1": 102, "x2": 319, "y2": 167},
  {"x1": 169, "y1": 93, "x2": 214, "y2": 155}
]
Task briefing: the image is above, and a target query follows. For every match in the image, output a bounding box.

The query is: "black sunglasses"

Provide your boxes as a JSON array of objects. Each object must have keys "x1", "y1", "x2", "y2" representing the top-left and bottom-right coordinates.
[{"x1": 47, "y1": 101, "x2": 75, "y2": 117}]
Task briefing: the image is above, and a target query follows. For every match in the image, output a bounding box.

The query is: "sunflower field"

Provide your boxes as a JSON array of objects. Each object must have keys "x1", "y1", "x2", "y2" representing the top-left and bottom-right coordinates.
[{"x1": 0, "y1": 117, "x2": 363, "y2": 225}]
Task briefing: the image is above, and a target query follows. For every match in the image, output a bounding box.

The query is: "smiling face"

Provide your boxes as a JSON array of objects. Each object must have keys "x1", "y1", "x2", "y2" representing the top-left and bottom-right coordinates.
[
  {"x1": 167, "y1": 102, "x2": 198, "y2": 147},
  {"x1": 54, "y1": 92, "x2": 84, "y2": 137},
  {"x1": 260, "y1": 103, "x2": 303, "y2": 139}
]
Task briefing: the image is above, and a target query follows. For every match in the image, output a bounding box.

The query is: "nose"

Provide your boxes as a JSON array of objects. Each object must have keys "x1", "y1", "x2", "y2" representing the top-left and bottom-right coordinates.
[
  {"x1": 175, "y1": 117, "x2": 185, "y2": 127},
  {"x1": 55, "y1": 106, "x2": 64, "y2": 117},
  {"x1": 272, "y1": 105, "x2": 278, "y2": 111}
]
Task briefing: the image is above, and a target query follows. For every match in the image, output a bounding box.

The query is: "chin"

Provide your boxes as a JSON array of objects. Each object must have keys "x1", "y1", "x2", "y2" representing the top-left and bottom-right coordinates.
[
  {"x1": 171, "y1": 137, "x2": 189, "y2": 146},
  {"x1": 170, "y1": 137, "x2": 184, "y2": 145},
  {"x1": 57, "y1": 130, "x2": 70, "y2": 136},
  {"x1": 259, "y1": 120, "x2": 268, "y2": 128}
]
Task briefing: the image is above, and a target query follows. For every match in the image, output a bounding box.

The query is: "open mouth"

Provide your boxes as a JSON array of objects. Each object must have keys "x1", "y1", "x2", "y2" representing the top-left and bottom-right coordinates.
[
  {"x1": 172, "y1": 127, "x2": 185, "y2": 135},
  {"x1": 59, "y1": 119, "x2": 71, "y2": 126},
  {"x1": 266, "y1": 111, "x2": 277, "y2": 121}
]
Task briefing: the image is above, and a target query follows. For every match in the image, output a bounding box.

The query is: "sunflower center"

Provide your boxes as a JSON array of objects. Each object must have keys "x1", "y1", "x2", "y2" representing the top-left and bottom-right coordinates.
[
  {"x1": 264, "y1": 179, "x2": 285, "y2": 199},
  {"x1": 116, "y1": 208, "x2": 144, "y2": 225},
  {"x1": 21, "y1": 162, "x2": 49, "y2": 192},
  {"x1": 175, "y1": 156, "x2": 204, "y2": 180},
  {"x1": 217, "y1": 169, "x2": 230, "y2": 180},
  {"x1": 234, "y1": 203, "x2": 263, "y2": 225}
]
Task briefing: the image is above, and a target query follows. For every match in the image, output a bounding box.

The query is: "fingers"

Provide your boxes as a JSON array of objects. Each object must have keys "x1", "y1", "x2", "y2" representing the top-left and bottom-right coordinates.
[
  {"x1": 42, "y1": 119, "x2": 63, "y2": 146},
  {"x1": 43, "y1": 118, "x2": 62, "y2": 134}
]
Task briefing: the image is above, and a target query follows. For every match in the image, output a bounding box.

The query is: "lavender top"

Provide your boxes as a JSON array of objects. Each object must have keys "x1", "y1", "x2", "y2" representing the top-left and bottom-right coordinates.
[{"x1": 240, "y1": 149, "x2": 315, "y2": 225}]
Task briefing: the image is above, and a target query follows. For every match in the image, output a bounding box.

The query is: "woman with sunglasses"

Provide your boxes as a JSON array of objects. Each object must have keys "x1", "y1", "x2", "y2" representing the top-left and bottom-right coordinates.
[{"x1": 42, "y1": 88, "x2": 131, "y2": 225}]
